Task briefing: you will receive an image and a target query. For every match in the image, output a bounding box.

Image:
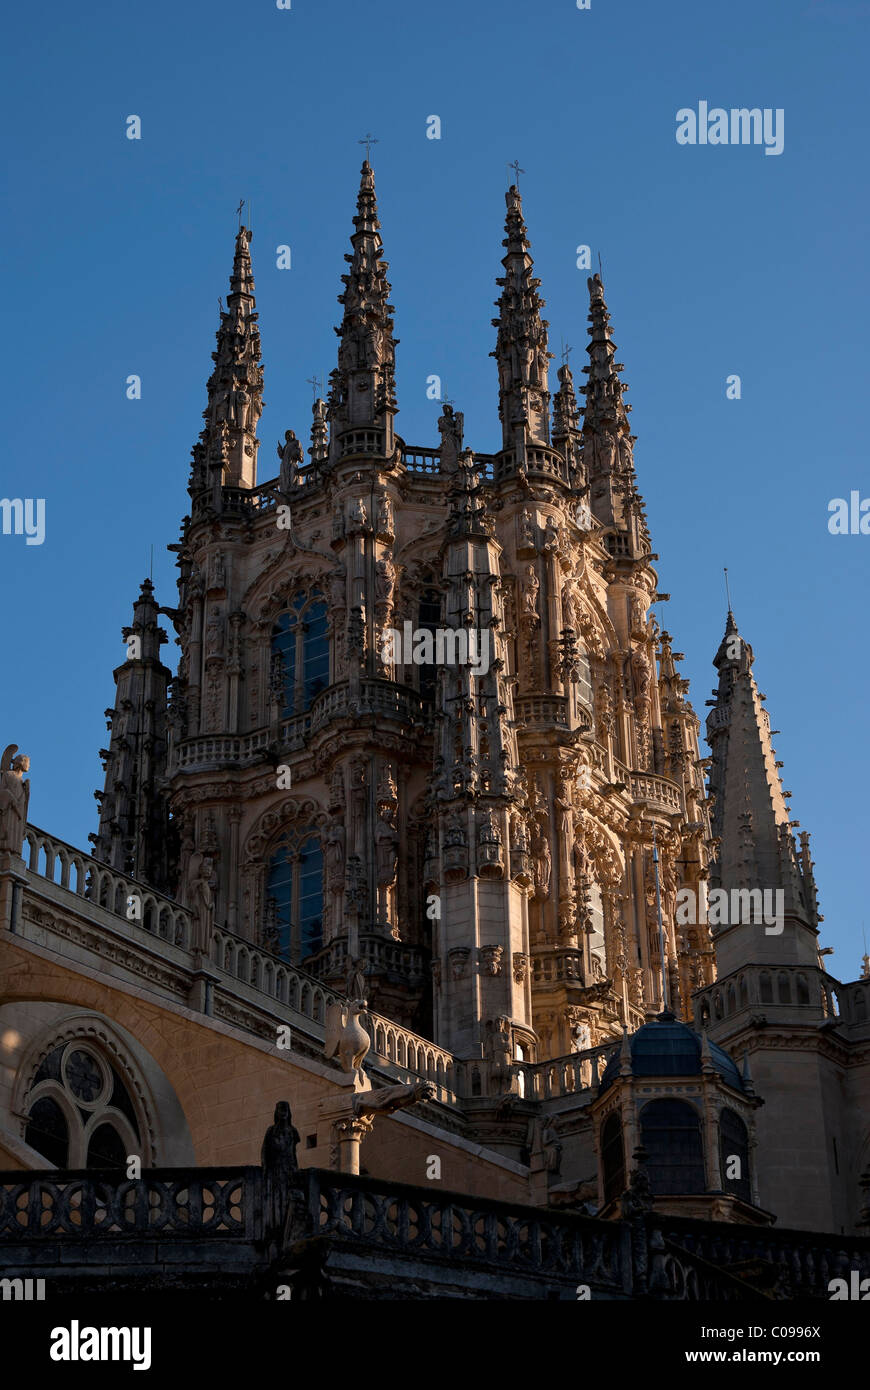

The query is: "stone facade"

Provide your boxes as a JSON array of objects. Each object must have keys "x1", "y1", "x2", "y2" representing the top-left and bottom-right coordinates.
[{"x1": 1, "y1": 164, "x2": 868, "y2": 1272}]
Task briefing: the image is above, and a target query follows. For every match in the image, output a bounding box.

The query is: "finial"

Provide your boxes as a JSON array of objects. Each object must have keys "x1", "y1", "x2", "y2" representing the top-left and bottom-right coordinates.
[
  {"x1": 560, "y1": 338, "x2": 573, "y2": 366},
  {"x1": 724, "y1": 566, "x2": 733, "y2": 614},
  {"x1": 507, "y1": 158, "x2": 525, "y2": 187},
  {"x1": 358, "y1": 132, "x2": 378, "y2": 161},
  {"x1": 235, "y1": 198, "x2": 245, "y2": 230},
  {"x1": 306, "y1": 373, "x2": 323, "y2": 402}
]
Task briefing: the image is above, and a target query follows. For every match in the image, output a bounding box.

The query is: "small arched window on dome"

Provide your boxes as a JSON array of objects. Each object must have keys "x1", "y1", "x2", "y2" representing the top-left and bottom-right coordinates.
[
  {"x1": 602, "y1": 1111, "x2": 626, "y2": 1206},
  {"x1": 640, "y1": 1098, "x2": 706, "y2": 1195},
  {"x1": 719, "y1": 1107, "x2": 751, "y2": 1204},
  {"x1": 24, "y1": 1041, "x2": 142, "y2": 1170},
  {"x1": 271, "y1": 588, "x2": 329, "y2": 717}
]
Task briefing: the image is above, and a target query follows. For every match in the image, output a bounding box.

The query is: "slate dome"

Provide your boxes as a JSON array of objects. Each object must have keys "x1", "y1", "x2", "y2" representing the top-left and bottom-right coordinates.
[{"x1": 599, "y1": 1011, "x2": 744, "y2": 1093}]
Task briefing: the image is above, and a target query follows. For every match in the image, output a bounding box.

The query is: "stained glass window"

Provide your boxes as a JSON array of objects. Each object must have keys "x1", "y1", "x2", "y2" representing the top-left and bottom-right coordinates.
[
  {"x1": 271, "y1": 590, "x2": 328, "y2": 716},
  {"x1": 640, "y1": 1098, "x2": 706, "y2": 1195},
  {"x1": 266, "y1": 828, "x2": 324, "y2": 962}
]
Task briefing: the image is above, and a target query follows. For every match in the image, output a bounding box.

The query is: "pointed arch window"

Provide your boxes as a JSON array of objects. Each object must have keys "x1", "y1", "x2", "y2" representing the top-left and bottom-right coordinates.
[
  {"x1": 271, "y1": 588, "x2": 329, "y2": 716},
  {"x1": 265, "y1": 826, "x2": 324, "y2": 962}
]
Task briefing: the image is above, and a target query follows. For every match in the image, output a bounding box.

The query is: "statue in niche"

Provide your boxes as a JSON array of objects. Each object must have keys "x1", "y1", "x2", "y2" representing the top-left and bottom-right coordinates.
[
  {"x1": 521, "y1": 565, "x2": 539, "y2": 619},
  {"x1": 277, "y1": 430, "x2": 304, "y2": 494},
  {"x1": 205, "y1": 606, "x2": 223, "y2": 658},
  {"x1": 561, "y1": 579, "x2": 578, "y2": 630},
  {"x1": 519, "y1": 508, "x2": 535, "y2": 549},
  {"x1": 631, "y1": 647, "x2": 651, "y2": 699},
  {"x1": 374, "y1": 557, "x2": 395, "y2": 613},
  {"x1": 188, "y1": 849, "x2": 216, "y2": 951},
  {"x1": 531, "y1": 827, "x2": 551, "y2": 899},
  {"x1": 345, "y1": 956, "x2": 368, "y2": 1004},
  {"x1": 541, "y1": 516, "x2": 560, "y2": 552},
  {"x1": 349, "y1": 497, "x2": 367, "y2": 530},
  {"x1": 0, "y1": 746, "x2": 30, "y2": 855},
  {"x1": 376, "y1": 492, "x2": 394, "y2": 537},
  {"x1": 375, "y1": 803, "x2": 399, "y2": 923},
  {"x1": 541, "y1": 1117, "x2": 562, "y2": 1174}
]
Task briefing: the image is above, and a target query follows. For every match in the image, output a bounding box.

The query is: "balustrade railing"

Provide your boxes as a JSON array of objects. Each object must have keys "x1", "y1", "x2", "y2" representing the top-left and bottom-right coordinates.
[
  {"x1": 515, "y1": 1043, "x2": 619, "y2": 1100},
  {"x1": 21, "y1": 825, "x2": 192, "y2": 950}
]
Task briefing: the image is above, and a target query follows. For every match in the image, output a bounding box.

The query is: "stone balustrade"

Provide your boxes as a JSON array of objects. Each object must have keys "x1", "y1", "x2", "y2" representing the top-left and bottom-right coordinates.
[
  {"x1": 22, "y1": 825, "x2": 192, "y2": 949},
  {"x1": 175, "y1": 712, "x2": 311, "y2": 771},
  {"x1": 309, "y1": 679, "x2": 427, "y2": 731},
  {"x1": 630, "y1": 771, "x2": 685, "y2": 815},
  {"x1": 515, "y1": 1043, "x2": 619, "y2": 1100}
]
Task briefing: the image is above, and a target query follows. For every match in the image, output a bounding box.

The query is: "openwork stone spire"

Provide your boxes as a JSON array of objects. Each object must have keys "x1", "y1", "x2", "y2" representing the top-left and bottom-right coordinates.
[
  {"x1": 706, "y1": 611, "x2": 820, "y2": 970},
  {"x1": 552, "y1": 362, "x2": 584, "y2": 483},
  {"x1": 580, "y1": 273, "x2": 648, "y2": 549},
  {"x1": 328, "y1": 161, "x2": 398, "y2": 461},
  {"x1": 491, "y1": 186, "x2": 552, "y2": 461},
  {"x1": 190, "y1": 226, "x2": 264, "y2": 498},
  {"x1": 91, "y1": 579, "x2": 174, "y2": 891}
]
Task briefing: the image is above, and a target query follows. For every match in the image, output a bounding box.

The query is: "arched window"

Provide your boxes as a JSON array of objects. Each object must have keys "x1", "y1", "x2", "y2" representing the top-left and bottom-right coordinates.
[
  {"x1": 271, "y1": 589, "x2": 328, "y2": 716},
  {"x1": 602, "y1": 1112, "x2": 625, "y2": 1205},
  {"x1": 23, "y1": 1042, "x2": 141, "y2": 1169},
  {"x1": 418, "y1": 587, "x2": 441, "y2": 703},
  {"x1": 777, "y1": 972, "x2": 791, "y2": 1004},
  {"x1": 719, "y1": 1108, "x2": 751, "y2": 1203},
  {"x1": 796, "y1": 974, "x2": 810, "y2": 1006},
  {"x1": 640, "y1": 1098, "x2": 706, "y2": 1195},
  {"x1": 759, "y1": 971, "x2": 773, "y2": 1003},
  {"x1": 265, "y1": 827, "x2": 324, "y2": 962}
]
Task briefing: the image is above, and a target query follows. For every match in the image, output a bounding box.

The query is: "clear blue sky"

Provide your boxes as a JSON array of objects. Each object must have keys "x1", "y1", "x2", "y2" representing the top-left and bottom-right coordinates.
[{"x1": 1, "y1": 0, "x2": 867, "y2": 976}]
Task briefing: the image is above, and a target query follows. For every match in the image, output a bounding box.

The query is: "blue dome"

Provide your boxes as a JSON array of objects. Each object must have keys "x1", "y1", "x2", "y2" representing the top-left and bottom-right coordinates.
[{"x1": 599, "y1": 1012, "x2": 743, "y2": 1093}]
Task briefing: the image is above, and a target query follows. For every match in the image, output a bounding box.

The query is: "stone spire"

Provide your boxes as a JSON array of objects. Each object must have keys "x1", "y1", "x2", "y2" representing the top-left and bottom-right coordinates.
[
  {"x1": 552, "y1": 363, "x2": 584, "y2": 484},
  {"x1": 580, "y1": 274, "x2": 649, "y2": 551},
  {"x1": 189, "y1": 226, "x2": 264, "y2": 500},
  {"x1": 309, "y1": 397, "x2": 329, "y2": 467},
  {"x1": 327, "y1": 161, "x2": 398, "y2": 462},
  {"x1": 491, "y1": 185, "x2": 552, "y2": 464},
  {"x1": 705, "y1": 610, "x2": 820, "y2": 975},
  {"x1": 91, "y1": 579, "x2": 175, "y2": 892}
]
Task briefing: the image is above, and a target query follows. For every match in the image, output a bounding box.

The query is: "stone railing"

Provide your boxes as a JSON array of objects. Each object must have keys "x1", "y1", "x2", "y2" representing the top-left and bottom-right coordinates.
[
  {"x1": 656, "y1": 1214, "x2": 870, "y2": 1299},
  {"x1": 211, "y1": 925, "x2": 456, "y2": 1103},
  {"x1": 307, "y1": 934, "x2": 428, "y2": 987},
  {"x1": 175, "y1": 713, "x2": 312, "y2": 771},
  {"x1": 515, "y1": 1043, "x2": 619, "y2": 1100},
  {"x1": 287, "y1": 1167, "x2": 628, "y2": 1293},
  {"x1": 309, "y1": 679, "x2": 427, "y2": 731},
  {"x1": 492, "y1": 448, "x2": 567, "y2": 485},
  {"x1": 401, "y1": 444, "x2": 442, "y2": 474},
  {"x1": 0, "y1": 1168, "x2": 259, "y2": 1240},
  {"x1": 630, "y1": 772, "x2": 684, "y2": 816},
  {"x1": 514, "y1": 695, "x2": 570, "y2": 729},
  {"x1": 530, "y1": 949, "x2": 585, "y2": 985},
  {"x1": 22, "y1": 825, "x2": 192, "y2": 950}
]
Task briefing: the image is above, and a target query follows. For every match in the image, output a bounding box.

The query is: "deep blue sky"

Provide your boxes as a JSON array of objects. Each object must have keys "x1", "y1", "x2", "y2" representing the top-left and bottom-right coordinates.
[{"x1": 2, "y1": 0, "x2": 867, "y2": 975}]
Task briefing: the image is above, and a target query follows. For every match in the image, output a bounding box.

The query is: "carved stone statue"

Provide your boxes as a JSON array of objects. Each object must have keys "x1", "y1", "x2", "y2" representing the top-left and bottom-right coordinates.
[
  {"x1": 277, "y1": 429, "x2": 303, "y2": 494},
  {"x1": 519, "y1": 507, "x2": 535, "y2": 549},
  {"x1": 532, "y1": 828, "x2": 551, "y2": 899},
  {"x1": 374, "y1": 557, "x2": 395, "y2": 612},
  {"x1": 542, "y1": 1117, "x2": 562, "y2": 1174},
  {"x1": 349, "y1": 497, "x2": 367, "y2": 530},
  {"x1": 438, "y1": 402, "x2": 464, "y2": 472},
  {"x1": 187, "y1": 849, "x2": 216, "y2": 950},
  {"x1": 261, "y1": 1100, "x2": 301, "y2": 1238},
  {"x1": 0, "y1": 746, "x2": 30, "y2": 855},
  {"x1": 521, "y1": 565, "x2": 539, "y2": 619},
  {"x1": 376, "y1": 492, "x2": 395, "y2": 537},
  {"x1": 561, "y1": 580, "x2": 578, "y2": 630},
  {"x1": 345, "y1": 956, "x2": 367, "y2": 1003},
  {"x1": 324, "y1": 1000, "x2": 370, "y2": 1082}
]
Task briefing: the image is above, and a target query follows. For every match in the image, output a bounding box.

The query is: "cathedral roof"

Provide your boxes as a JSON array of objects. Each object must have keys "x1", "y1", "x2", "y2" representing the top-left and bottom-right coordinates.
[{"x1": 599, "y1": 1011, "x2": 744, "y2": 1093}]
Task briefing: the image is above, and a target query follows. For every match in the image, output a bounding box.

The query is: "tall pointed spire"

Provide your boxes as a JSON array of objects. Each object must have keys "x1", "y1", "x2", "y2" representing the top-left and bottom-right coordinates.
[
  {"x1": 91, "y1": 579, "x2": 175, "y2": 891},
  {"x1": 552, "y1": 362, "x2": 584, "y2": 484},
  {"x1": 706, "y1": 610, "x2": 821, "y2": 974},
  {"x1": 328, "y1": 161, "x2": 398, "y2": 462},
  {"x1": 580, "y1": 273, "x2": 649, "y2": 552},
  {"x1": 491, "y1": 185, "x2": 552, "y2": 465},
  {"x1": 189, "y1": 226, "x2": 264, "y2": 501}
]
